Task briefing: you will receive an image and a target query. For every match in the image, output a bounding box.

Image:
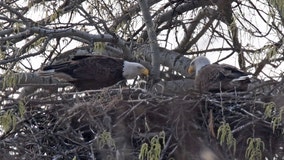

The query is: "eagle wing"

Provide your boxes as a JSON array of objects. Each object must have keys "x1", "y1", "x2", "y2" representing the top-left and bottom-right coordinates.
[
  {"x1": 71, "y1": 56, "x2": 124, "y2": 82},
  {"x1": 219, "y1": 64, "x2": 248, "y2": 79},
  {"x1": 195, "y1": 64, "x2": 249, "y2": 92},
  {"x1": 40, "y1": 55, "x2": 125, "y2": 90}
]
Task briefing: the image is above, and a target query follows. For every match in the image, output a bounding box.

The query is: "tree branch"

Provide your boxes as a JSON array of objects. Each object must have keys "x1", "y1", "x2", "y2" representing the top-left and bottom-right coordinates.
[
  {"x1": 138, "y1": 0, "x2": 161, "y2": 81},
  {"x1": 151, "y1": 79, "x2": 195, "y2": 95},
  {"x1": 135, "y1": 44, "x2": 191, "y2": 76}
]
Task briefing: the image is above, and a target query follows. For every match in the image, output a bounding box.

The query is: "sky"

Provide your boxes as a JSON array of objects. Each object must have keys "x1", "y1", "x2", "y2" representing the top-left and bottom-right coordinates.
[{"x1": 13, "y1": 0, "x2": 284, "y2": 80}]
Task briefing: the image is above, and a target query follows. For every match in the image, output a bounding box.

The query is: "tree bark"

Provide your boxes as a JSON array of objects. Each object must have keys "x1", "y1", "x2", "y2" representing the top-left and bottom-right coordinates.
[{"x1": 138, "y1": 0, "x2": 160, "y2": 81}]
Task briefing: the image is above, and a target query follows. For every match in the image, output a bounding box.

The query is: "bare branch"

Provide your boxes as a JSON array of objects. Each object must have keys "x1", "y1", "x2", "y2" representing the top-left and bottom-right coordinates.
[{"x1": 138, "y1": 0, "x2": 161, "y2": 80}]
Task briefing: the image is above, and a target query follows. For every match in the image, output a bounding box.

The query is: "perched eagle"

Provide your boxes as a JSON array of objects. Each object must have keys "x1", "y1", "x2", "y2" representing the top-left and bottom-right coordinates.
[
  {"x1": 188, "y1": 56, "x2": 250, "y2": 92},
  {"x1": 38, "y1": 55, "x2": 149, "y2": 91}
]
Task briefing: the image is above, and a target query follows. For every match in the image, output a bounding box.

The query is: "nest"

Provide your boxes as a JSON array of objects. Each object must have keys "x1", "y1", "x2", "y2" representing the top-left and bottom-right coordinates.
[{"x1": 0, "y1": 86, "x2": 283, "y2": 160}]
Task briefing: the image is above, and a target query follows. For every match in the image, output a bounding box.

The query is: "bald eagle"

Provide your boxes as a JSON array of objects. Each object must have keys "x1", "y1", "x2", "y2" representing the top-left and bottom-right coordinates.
[
  {"x1": 188, "y1": 56, "x2": 250, "y2": 92},
  {"x1": 38, "y1": 55, "x2": 149, "y2": 91}
]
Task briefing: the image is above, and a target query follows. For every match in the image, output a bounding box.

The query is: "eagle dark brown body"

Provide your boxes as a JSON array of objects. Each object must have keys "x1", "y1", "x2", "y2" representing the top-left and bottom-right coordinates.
[{"x1": 39, "y1": 55, "x2": 149, "y2": 91}]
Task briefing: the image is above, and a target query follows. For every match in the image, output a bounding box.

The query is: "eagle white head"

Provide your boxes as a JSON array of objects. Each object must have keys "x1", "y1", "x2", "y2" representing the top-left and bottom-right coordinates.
[
  {"x1": 188, "y1": 56, "x2": 211, "y2": 76},
  {"x1": 123, "y1": 61, "x2": 149, "y2": 79}
]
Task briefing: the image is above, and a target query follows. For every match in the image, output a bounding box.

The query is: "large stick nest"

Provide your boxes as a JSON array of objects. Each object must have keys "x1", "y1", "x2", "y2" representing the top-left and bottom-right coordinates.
[{"x1": 0, "y1": 84, "x2": 284, "y2": 160}]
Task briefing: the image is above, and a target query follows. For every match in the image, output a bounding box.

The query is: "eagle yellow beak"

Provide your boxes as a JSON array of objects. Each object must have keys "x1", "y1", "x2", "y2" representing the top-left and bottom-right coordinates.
[
  {"x1": 141, "y1": 68, "x2": 149, "y2": 76},
  {"x1": 188, "y1": 66, "x2": 195, "y2": 74}
]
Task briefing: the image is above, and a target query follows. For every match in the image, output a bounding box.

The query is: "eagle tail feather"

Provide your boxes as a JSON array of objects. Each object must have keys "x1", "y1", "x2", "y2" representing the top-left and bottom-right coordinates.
[
  {"x1": 42, "y1": 62, "x2": 70, "y2": 71},
  {"x1": 37, "y1": 69, "x2": 55, "y2": 76},
  {"x1": 231, "y1": 75, "x2": 252, "y2": 82}
]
